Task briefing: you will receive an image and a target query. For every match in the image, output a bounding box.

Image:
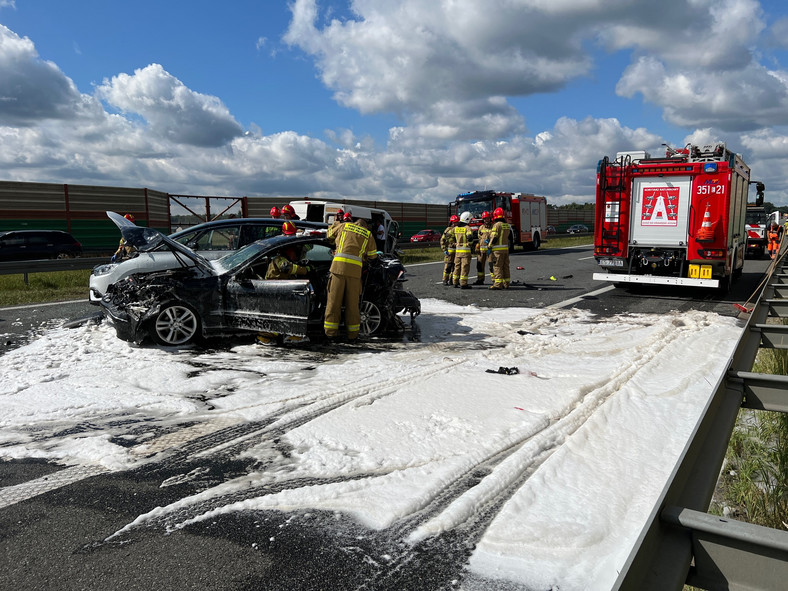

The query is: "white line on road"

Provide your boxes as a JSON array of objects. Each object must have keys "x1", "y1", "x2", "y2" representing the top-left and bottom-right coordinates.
[
  {"x1": 548, "y1": 284, "x2": 617, "y2": 309},
  {"x1": 1, "y1": 299, "x2": 86, "y2": 311}
]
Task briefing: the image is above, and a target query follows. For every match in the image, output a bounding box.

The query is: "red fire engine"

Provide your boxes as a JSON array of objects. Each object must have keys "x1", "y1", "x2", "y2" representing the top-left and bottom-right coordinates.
[
  {"x1": 593, "y1": 143, "x2": 752, "y2": 290},
  {"x1": 451, "y1": 190, "x2": 547, "y2": 250}
]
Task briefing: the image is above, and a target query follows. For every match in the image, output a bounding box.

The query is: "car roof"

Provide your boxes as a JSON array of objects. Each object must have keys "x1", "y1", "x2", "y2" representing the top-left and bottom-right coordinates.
[{"x1": 169, "y1": 217, "x2": 327, "y2": 238}]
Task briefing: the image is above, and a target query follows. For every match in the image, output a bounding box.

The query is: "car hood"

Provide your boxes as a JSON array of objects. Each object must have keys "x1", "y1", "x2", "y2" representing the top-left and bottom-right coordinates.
[{"x1": 107, "y1": 211, "x2": 215, "y2": 274}]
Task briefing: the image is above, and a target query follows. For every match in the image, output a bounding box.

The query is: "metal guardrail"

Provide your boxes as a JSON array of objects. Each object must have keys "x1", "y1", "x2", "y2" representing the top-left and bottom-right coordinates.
[
  {"x1": 615, "y1": 252, "x2": 788, "y2": 590},
  {"x1": 0, "y1": 257, "x2": 107, "y2": 283}
]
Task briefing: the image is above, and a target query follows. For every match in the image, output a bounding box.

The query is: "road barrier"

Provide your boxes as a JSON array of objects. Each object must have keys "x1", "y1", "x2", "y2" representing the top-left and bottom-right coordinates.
[{"x1": 0, "y1": 257, "x2": 106, "y2": 283}]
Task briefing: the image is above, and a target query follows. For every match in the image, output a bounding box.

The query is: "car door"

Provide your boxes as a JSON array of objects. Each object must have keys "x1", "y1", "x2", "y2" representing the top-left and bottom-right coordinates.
[{"x1": 223, "y1": 266, "x2": 312, "y2": 336}]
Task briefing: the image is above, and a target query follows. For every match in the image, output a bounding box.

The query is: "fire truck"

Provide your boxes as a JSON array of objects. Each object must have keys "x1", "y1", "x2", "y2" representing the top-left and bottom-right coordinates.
[
  {"x1": 593, "y1": 143, "x2": 752, "y2": 290},
  {"x1": 450, "y1": 190, "x2": 547, "y2": 251}
]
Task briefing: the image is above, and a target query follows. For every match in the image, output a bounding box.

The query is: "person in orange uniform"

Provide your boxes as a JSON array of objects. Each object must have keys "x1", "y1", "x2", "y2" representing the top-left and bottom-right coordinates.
[
  {"x1": 324, "y1": 210, "x2": 378, "y2": 342},
  {"x1": 488, "y1": 207, "x2": 511, "y2": 289},
  {"x1": 767, "y1": 221, "x2": 782, "y2": 260},
  {"x1": 440, "y1": 215, "x2": 458, "y2": 285},
  {"x1": 452, "y1": 211, "x2": 474, "y2": 289},
  {"x1": 474, "y1": 211, "x2": 493, "y2": 285}
]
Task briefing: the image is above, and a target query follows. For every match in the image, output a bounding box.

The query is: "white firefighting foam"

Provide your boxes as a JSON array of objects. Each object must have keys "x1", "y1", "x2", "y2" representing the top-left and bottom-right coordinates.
[{"x1": 0, "y1": 300, "x2": 742, "y2": 590}]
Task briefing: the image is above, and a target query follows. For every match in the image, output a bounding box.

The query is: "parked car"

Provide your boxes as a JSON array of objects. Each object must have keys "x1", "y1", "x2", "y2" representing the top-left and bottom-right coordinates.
[
  {"x1": 409, "y1": 229, "x2": 442, "y2": 243},
  {"x1": 89, "y1": 216, "x2": 327, "y2": 303},
  {"x1": 0, "y1": 230, "x2": 82, "y2": 261},
  {"x1": 566, "y1": 224, "x2": 589, "y2": 234},
  {"x1": 99, "y1": 213, "x2": 420, "y2": 346}
]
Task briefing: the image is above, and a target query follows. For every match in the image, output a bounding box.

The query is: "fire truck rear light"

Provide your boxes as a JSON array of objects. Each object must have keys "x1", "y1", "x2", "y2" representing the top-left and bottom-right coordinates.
[{"x1": 699, "y1": 249, "x2": 725, "y2": 258}]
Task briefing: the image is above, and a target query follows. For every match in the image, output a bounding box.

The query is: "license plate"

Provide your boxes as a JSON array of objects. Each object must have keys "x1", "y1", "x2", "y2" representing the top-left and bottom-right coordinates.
[{"x1": 598, "y1": 258, "x2": 624, "y2": 267}]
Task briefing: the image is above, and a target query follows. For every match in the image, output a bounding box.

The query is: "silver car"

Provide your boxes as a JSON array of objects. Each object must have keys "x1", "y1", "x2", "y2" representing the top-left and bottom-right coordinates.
[{"x1": 89, "y1": 214, "x2": 326, "y2": 303}]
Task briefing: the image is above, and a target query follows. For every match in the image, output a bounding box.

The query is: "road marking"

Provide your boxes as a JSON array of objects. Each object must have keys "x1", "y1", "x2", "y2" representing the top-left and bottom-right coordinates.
[
  {"x1": 548, "y1": 285, "x2": 616, "y2": 309},
  {"x1": 578, "y1": 256, "x2": 595, "y2": 260},
  {"x1": 1, "y1": 299, "x2": 86, "y2": 311},
  {"x1": 0, "y1": 464, "x2": 110, "y2": 509}
]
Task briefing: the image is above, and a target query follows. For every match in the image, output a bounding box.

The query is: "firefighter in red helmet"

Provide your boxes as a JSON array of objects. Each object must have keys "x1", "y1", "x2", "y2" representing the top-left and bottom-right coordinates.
[
  {"x1": 282, "y1": 204, "x2": 299, "y2": 220},
  {"x1": 475, "y1": 210, "x2": 494, "y2": 285},
  {"x1": 112, "y1": 213, "x2": 137, "y2": 262},
  {"x1": 270, "y1": 206, "x2": 281, "y2": 218},
  {"x1": 488, "y1": 207, "x2": 511, "y2": 289},
  {"x1": 440, "y1": 214, "x2": 459, "y2": 285}
]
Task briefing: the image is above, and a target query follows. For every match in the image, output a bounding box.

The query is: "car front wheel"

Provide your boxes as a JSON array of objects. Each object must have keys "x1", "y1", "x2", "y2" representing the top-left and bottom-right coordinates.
[
  {"x1": 359, "y1": 300, "x2": 383, "y2": 336},
  {"x1": 151, "y1": 303, "x2": 201, "y2": 346}
]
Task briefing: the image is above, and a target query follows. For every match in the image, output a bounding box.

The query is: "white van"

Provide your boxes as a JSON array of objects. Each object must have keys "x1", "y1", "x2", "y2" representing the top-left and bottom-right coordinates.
[{"x1": 289, "y1": 200, "x2": 399, "y2": 253}]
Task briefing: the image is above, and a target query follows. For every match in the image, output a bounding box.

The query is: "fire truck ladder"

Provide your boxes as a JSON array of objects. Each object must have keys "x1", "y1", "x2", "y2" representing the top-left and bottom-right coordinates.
[{"x1": 597, "y1": 155, "x2": 632, "y2": 267}]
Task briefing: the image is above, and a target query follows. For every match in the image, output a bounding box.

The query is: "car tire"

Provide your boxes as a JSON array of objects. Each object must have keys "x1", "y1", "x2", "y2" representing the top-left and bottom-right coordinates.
[
  {"x1": 151, "y1": 302, "x2": 201, "y2": 346},
  {"x1": 359, "y1": 300, "x2": 383, "y2": 336}
]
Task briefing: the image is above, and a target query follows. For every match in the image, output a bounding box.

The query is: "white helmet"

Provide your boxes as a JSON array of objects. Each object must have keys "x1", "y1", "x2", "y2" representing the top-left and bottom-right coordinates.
[{"x1": 459, "y1": 211, "x2": 472, "y2": 224}]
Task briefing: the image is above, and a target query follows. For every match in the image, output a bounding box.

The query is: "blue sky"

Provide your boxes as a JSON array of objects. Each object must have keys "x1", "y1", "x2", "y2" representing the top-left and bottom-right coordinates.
[{"x1": 2, "y1": 0, "x2": 788, "y2": 206}]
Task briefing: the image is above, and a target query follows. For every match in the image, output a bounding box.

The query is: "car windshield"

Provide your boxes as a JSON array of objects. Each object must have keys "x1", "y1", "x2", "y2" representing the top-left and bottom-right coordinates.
[{"x1": 214, "y1": 241, "x2": 267, "y2": 273}]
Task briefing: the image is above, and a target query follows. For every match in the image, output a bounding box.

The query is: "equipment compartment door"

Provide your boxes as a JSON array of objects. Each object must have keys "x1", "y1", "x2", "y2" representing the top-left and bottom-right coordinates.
[{"x1": 630, "y1": 176, "x2": 692, "y2": 246}]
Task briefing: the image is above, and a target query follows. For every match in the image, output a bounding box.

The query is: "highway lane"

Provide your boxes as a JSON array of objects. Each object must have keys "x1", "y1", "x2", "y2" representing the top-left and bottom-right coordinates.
[{"x1": 0, "y1": 246, "x2": 772, "y2": 591}]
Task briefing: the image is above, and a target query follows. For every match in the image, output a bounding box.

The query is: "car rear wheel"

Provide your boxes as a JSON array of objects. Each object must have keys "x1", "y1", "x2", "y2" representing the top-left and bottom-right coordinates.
[
  {"x1": 359, "y1": 300, "x2": 383, "y2": 336},
  {"x1": 151, "y1": 303, "x2": 201, "y2": 346}
]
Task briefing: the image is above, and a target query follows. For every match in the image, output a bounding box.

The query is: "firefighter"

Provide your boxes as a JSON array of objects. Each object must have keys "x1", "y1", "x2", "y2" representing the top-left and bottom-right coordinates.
[
  {"x1": 474, "y1": 210, "x2": 494, "y2": 285},
  {"x1": 767, "y1": 221, "x2": 782, "y2": 260},
  {"x1": 440, "y1": 215, "x2": 459, "y2": 285},
  {"x1": 264, "y1": 222, "x2": 311, "y2": 280},
  {"x1": 324, "y1": 212, "x2": 378, "y2": 342},
  {"x1": 281, "y1": 204, "x2": 300, "y2": 220},
  {"x1": 270, "y1": 206, "x2": 281, "y2": 218},
  {"x1": 111, "y1": 213, "x2": 136, "y2": 262},
  {"x1": 452, "y1": 212, "x2": 474, "y2": 288},
  {"x1": 488, "y1": 207, "x2": 511, "y2": 289}
]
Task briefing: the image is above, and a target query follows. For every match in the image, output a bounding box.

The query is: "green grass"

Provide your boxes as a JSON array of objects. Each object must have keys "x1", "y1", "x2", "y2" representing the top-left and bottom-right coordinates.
[
  {"x1": 0, "y1": 270, "x2": 92, "y2": 307},
  {"x1": 713, "y1": 346, "x2": 788, "y2": 530}
]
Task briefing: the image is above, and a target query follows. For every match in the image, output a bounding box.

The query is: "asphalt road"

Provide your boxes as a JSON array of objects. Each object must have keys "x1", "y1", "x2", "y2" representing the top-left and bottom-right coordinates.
[{"x1": 0, "y1": 245, "x2": 773, "y2": 590}]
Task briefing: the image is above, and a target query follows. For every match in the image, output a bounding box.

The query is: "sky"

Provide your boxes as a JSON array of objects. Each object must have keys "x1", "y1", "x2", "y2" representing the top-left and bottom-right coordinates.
[
  {"x1": 1, "y1": 0, "x2": 788, "y2": 206},
  {"x1": 0, "y1": 298, "x2": 742, "y2": 589}
]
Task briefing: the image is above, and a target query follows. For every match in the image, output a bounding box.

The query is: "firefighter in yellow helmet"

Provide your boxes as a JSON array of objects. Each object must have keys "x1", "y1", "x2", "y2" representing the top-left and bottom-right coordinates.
[
  {"x1": 488, "y1": 207, "x2": 511, "y2": 289},
  {"x1": 474, "y1": 210, "x2": 494, "y2": 285},
  {"x1": 324, "y1": 210, "x2": 378, "y2": 342},
  {"x1": 452, "y1": 211, "x2": 474, "y2": 289},
  {"x1": 440, "y1": 215, "x2": 458, "y2": 285}
]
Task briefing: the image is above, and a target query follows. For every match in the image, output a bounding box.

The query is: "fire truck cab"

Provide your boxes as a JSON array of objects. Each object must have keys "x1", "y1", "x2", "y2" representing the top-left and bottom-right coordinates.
[
  {"x1": 593, "y1": 143, "x2": 751, "y2": 290},
  {"x1": 451, "y1": 190, "x2": 547, "y2": 251}
]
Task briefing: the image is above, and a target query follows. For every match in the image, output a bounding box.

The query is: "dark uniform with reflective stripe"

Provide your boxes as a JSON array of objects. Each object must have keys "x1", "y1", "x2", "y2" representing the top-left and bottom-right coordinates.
[{"x1": 325, "y1": 219, "x2": 377, "y2": 340}]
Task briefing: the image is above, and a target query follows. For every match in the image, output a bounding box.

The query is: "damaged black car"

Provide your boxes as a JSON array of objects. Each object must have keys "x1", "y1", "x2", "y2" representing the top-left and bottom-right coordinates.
[{"x1": 99, "y1": 212, "x2": 421, "y2": 346}]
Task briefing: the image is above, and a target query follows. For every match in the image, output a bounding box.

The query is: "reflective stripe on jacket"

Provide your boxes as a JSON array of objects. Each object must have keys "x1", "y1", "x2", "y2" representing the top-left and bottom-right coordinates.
[
  {"x1": 490, "y1": 221, "x2": 511, "y2": 251},
  {"x1": 329, "y1": 222, "x2": 377, "y2": 278},
  {"x1": 453, "y1": 225, "x2": 473, "y2": 255},
  {"x1": 440, "y1": 226, "x2": 456, "y2": 253}
]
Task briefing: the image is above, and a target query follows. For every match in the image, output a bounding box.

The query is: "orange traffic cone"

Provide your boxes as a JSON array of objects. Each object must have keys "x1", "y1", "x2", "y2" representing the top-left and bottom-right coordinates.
[{"x1": 697, "y1": 202, "x2": 715, "y2": 241}]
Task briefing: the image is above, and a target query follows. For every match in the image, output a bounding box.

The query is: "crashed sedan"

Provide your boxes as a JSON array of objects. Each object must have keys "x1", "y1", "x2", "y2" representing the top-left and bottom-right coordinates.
[{"x1": 99, "y1": 212, "x2": 420, "y2": 346}]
